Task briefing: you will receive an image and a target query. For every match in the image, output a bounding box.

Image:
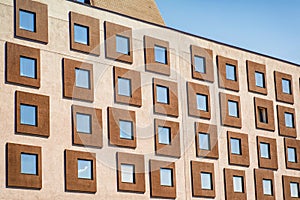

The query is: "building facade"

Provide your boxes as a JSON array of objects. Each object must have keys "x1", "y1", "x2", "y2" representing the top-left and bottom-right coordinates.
[{"x1": 1, "y1": 0, "x2": 300, "y2": 199}]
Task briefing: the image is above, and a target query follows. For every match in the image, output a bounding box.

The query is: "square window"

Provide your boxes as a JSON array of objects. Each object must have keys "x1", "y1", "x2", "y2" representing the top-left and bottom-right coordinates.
[
  {"x1": 76, "y1": 113, "x2": 91, "y2": 134},
  {"x1": 158, "y1": 126, "x2": 171, "y2": 145},
  {"x1": 160, "y1": 168, "x2": 173, "y2": 187},
  {"x1": 260, "y1": 142, "x2": 270, "y2": 159},
  {"x1": 121, "y1": 164, "x2": 135, "y2": 183},
  {"x1": 199, "y1": 133, "x2": 210, "y2": 150},
  {"x1": 285, "y1": 112, "x2": 294, "y2": 128},
  {"x1": 282, "y1": 79, "x2": 291, "y2": 94},
  {"x1": 233, "y1": 176, "x2": 243, "y2": 193},
  {"x1": 75, "y1": 68, "x2": 90, "y2": 89},
  {"x1": 19, "y1": 10, "x2": 35, "y2": 32},
  {"x1": 118, "y1": 77, "x2": 131, "y2": 97},
  {"x1": 196, "y1": 94, "x2": 207, "y2": 111},
  {"x1": 201, "y1": 172, "x2": 212, "y2": 190},
  {"x1": 290, "y1": 182, "x2": 299, "y2": 198},
  {"x1": 116, "y1": 35, "x2": 130, "y2": 55},
  {"x1": 255, "y1": 72, "x2": 265, "y2": 88},
  {"x1": 20, "y1": 104, "x2": 37, "y2": 126},
  {"x1": 258, "y1": 107, "x2": 268, "y2": 123},
  {"x1": 288, "y1": 147, "x2": 297, "y2": 163},
  {"x1": 74, "y1": 24, "x2": 89, "y2": 45},
  {"x1": 77, "y1": 159, "x2": 93, "y2": 180},
  {"x1": 21, "y1": 153, "x2": 37, "y2": 175},
  {"x1": 20, "y1": 56, "x2": 36, "y2": 79},
  {"x1": 194, "y1": 56, "x2": 206, "y2": 73},
  {"x1": 228, "y1": 100, "x2": 238, "y2": 117},
  {"x1": 230, "y1": 138, "x2": 241, "y2": 155},
  {"x1": 263, "y1": 179, "x2": 272, "y2": 195},
  {"x1": 119, "y1": 120, "x2": 133, "y2": 140},
  {"x1": 226, "y1": 64, "x2": 236, "y2": 81},
  {"x1": 156, "y1": 85, "x2": 169, "y2": 104},
  {"x1": 154, "y1": 45, "x2": 167, "y2": 64}
]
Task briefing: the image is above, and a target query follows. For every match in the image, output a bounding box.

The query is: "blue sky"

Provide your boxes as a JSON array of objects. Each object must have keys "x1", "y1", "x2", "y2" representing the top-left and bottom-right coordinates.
[{"x1": 155, "y1": 0, "x2": 300, "y2": 64}]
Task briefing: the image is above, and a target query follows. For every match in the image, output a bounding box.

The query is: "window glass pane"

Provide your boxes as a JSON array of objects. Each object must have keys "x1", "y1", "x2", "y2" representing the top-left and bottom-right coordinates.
[
  {"x1": 290, "y1": 182, "x2": 299, "y2": 198},
  {"x1": 228, "y1": 100, "x2": 238, "y2": 117},
  {"x1": 119, "y1": 120, "x2": 133, "y2": 140},
  {"x1": 260, "y1": 142, "x2": 270, "y2": 159},
  {"x1": 255, "y1": 72, "x2": 265, "y2": 88},
  {"x1": 160, "y1": 168, "x2": 172, "y2": 186},
  {"x1": 118, "y1": 77, "x2": 131, "y2": 97},
  {"x1": 75, "y1": 68, "x2": 90, "y2": 89},
  {"x1": 282, "y1": 79, "x2": 291, "y2": 94},
  {"x1": 201, "y1": 172, "x2": 212, "y2": 190},
  {"x1": 285, "y1": 113, "x2": 294, "y2": 128},
  {"x1": 21, "y1": 153, "x2": 37, "y2": 175},
  {"x1": 20, "y1": 56, "x2": 36, "y2": 78},
  {"x1": 19, "y1": 10, "x2": 35, "y2": 32},
  {"x1": 121, "y1": 164, "x2": 134, "y2": 183},
  {"x1": 199, "y1": 133, "x2": 210, "y2": 150},
  {"x1": 156, "y1": 85, "x2": 169, "y2": 104},
  {"x1": 258, "y1": 107, "x2": 268, "y2": 123},
  {"x1": 116, "y1": 35, "x2": 130, "y2": 55},
  {"x1": 288, "y1": 147, "x2": 297, "y2": 163},
  {"x1": 194, "y1": 56, "x2": 206, "y2": 73},
  {"x1": 158, "y1": 126, "x2": 171, "y2": 145},
  {"x1": 76, "y1": 113, "x2": 91, "y2": 134},
  {"x1": 263, "y1": 179, "x2": 272, "y2": 195},
  {"x1": 20, "y1": 104, "x2": 37, "y2": 126},
  {"x1": 74, "y1": 24, "x2": 89, "y2": 45},
  {"x1": 78, "y1": 159, "x2": 92, "y2": 179},
  {"x1": 233, "y1": 176, "x2": 243, "y2": 193},
  {"x1": 226, "y1": 64, "x2": 236, "y2": 81},
  {"x1": 230, "y1": 138, "x2": 241, "y2": 155},
  {"x1": 154, "y1": 45, "x2": 167, "y2": 64},
  {"x1": 76, "y1": 0, "x2": 90, "y2": 3},
  {"x1": 196, "y1": 94, "x2": 207, "y2": 111}
]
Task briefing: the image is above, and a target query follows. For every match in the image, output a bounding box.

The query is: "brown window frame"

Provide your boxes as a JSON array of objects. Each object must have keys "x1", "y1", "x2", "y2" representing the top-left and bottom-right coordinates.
[
  {"x1": 195, "y1": 122, "x2": 218, "y2": 159},
  {"x1": 257, "y1": 136, "x2": 278, "y2": 170},
  {"x1": 191, "y1": 161, "x2": 215, "y2": 198},
  {"x1": 149, "y1": 159, "x2": 176, "y2": 199},
  {"x1": 254, "y1": 169, "x2": 276, "y2": 199},
  {"x1": 246, "y1": 60, "x2": 267, "y2": 95},
  {"x1": 220, "y1": 92, "x2": 242, "y2": 128},
  {"x1": 283, "y1": 175, "x2": 300, "y2": 200},
  {"x1": 15, "y1": 0, "x2": 48, "y2": 43},
  {"x1": 105, "y1": 21, "x2": 133, "y2": 63},
  {"x1": 6, "y1": 42, "x2": 40, "y2": 88},
  {"x1": 65, "y1": 149, "x2": 97, "y2": 193},
  {"x1": 277, "y1": 105, "x2": 296, "y2": 138},
  {"x1": 16, "y1": 91, "x2": 50, "y2": 137},
  {"x1": 7, "y1": 143, "x2": 42, "y2": 189},
  {"x1": 144, "y1": 36, "x2": 170, "y2": 76},
  {"x1": 217, "y1": 56, "x2": 239, "y2": 91},
  {"x1": 63, "y1": 58, "x2": 94, "y2": 102},
  {"x1": 153, "y1": 78, "x2": 179, "y2": 117},
  {"x1": 227, "y1": 131, "x2": 250, "y2": 167},
  {"x1": 69, "y1": 12, "x2": 100, "y2": 56},
  {"x1": 190, "y1": 45, "x2": 214, "y2": 82},
  {"x1": 254, "y1": 97, "x2": 275, "y2": 131},
  {"x1": 285, "y1": 138, "x2": 300, "y2": 170},
  {"x1": 113, "y1": 66, "x2": 142, "y2": 107},
  {"x1": 107, "y1": 107, "x2": 136, "y2": 148},
  {"x1": 274, "y1": 71, "x2": 294, "y2": 104},
  {"x1": 72, "y1": 105, "x2": 102, "y2": 148},
  {"x1": 187, "y1": 82, "x2": 211, "y2": 119},
  {"x1": 154, "y1": 119, "x2": 181, "y2": 158},
  {"x1": 224, "y1": 168, "x2": 247, "y2": 200},
  {"x1": 117, "y1": 152, "x2": 145, "y2": 193}
]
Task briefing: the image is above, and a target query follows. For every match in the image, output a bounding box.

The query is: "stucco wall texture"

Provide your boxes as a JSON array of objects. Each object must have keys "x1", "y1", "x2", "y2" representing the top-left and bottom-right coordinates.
[{"x1": 0, "y1": 0, "x2": 300, "y2": 199}]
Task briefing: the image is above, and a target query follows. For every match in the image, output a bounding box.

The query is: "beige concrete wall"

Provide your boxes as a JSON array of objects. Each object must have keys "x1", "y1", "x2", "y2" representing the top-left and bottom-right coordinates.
[{"x1": 0, "y1": 0, "x2": 299, "y2": 199}]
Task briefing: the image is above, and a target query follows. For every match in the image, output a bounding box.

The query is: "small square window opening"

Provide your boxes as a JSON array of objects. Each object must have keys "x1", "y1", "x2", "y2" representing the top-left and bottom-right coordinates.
[
  {"x1": 228, "y1": 100, "x2": 238, "y2": 117},
  {"x1": 156, "y1": 85, "x2": 169, "y2": 104},
  {"x1": 75, "y1": 68, "x2": 90, "y2": 89},
  {"x1": 74, "y1": 24, "x2": 89, "y2": 45},
  {"x1": 226, "y1": 64, "x2": 236, "y2": 81},
  {"x1": 284, "y1": 112, "x2": 294, "y2": 128},
  {"x1": 116, "y1": 35, "x2": 130, "y2": 55},
  {"x1": 20, "y1": 104, "x2": 37, "y2": 126},
  {"x1": 118, "y1": 77, "x2": 131, "y2": 97},
  {"x1": 76, "y1": 113, "x2": 91, "y2": 134},
  {"x1": 160, "y1": 168, "x2": 173, "y2": 187},
  {"x1": 20, "y1": 56, "x2": 36, "y2": 79},
  {"x1": 200, "y1": 172, "x2": 212, "y2": 190},
  {"x1": 119, "y1": 120, "x2": 133, "y2": 140},
  {"x1": 194, "y1": 56, "x2": 206, "y2": 74},
  {"x1": 77, "y1": 159, "x2": 93, "y2": 179},
  {"x1": 260, "y1": 142, "x2": 270, "y2": 159},
  {"x1": 21, "y1": 153, "x2": 37, "y2": 175},
  {"x1": 233, "y1": 176, "x2": 243, "y2": 193},
  {"x1": 290, "y1": 182, "x2": 300, "y2": 198},
  {"x1": 121, "y1": 164, "x2": 135, "y2": 183},
  {"x1": 263, "y1": 179, "x2": 272, "y2": 195},
  {"x1": 282, "y1": 79, "x2": 291, "y2": 94},
  {"x1": 255, "y1": 71, "x2": 265, "y2": 88},
  {"x1": 199, "y1": 133, "x2": 210, "y2": 150},
  {"x1": 230, "y1": 138, "x2": 241, "y2": 155},
  {"x1": 158, "y1": 126, "x2": 171, "y2": 145},
  {"x1": 258, "y1": 107, "x2": 268, "y2": 123},
  {"x1": 288, "y1": 147, "x2": 297, "y2": 163},
  {"x1": 154, "y1": 45, "x2": 167, "y2": 64},
  {"x1": 19, "y1": 10, "x2": 36, "y2": 32},
  {"x1": 196, "y1": 94, "x2": 207, "y2": 111}
]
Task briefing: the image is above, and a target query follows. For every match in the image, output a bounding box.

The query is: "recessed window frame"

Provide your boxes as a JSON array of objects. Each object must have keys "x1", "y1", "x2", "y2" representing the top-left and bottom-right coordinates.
[
  {"x1": 227, "y1": 131, "x2": 250, "y2": 167},
  {"x1": 220, "y1": 92, "x2": 242, "y2": 128},
  {"x1": 224, "y1": 169, "x2": 246, "y2": 200},
  {"x1": 195, "y1": 123, "x2": 218, "y2": 159},
  {"x1": 217, "y1": 56, "x2": 239, "y2": 91},
  {"x1": 254, "y1": 169, "x2": 275, "y2": 199},
  {"x1": 284, "y1": 138, "x2": 300, "y2": 170},
  {"x1": 277, "y1": 105, "x2": 297, "y2": 137},
  {"x1": 274, "y1": 71, "x2": 294, "y2": 104},
  {"x1": 254, "y1": 97, "x2": 275, "y2": 131},
  {"x1": 257, "y1": 136, "x2": 278, "y2": 170},
  {"x1": 283, "y1": 176, "x2": 300, "y2": 200},
  {"x1": 246, "y1": 60, "x2": 267, "y2": 94}
]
